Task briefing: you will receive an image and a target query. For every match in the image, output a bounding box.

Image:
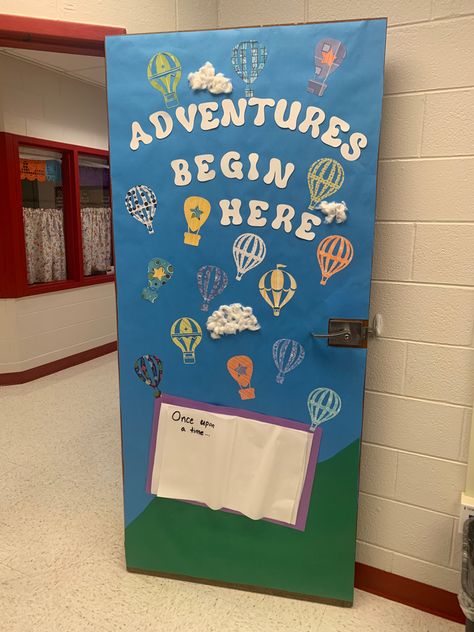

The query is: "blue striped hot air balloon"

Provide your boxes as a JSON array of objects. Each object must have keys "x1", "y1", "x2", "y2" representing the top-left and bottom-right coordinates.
[
  {"x1": 134, "y1": 354, "x2": 163, "y2": 397},
  {"x1": 197, "y1": 265, "x2": 228, "y2": 311},
  {"x1": 307, "y1": 387, "x2": 341, "y2": 432},
  {"x1": 231, "y1": 40, "x2": 268, "y2": 97},
  {"x1": 125, "y1": 185, "x2": 157, "y2": 234},
  {"x1": 272, "y1": 339, "x2": 305, "y2": 384}
]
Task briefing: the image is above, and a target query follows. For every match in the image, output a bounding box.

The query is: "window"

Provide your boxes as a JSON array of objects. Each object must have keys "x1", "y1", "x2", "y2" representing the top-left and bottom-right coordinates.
[{"x1": 0, "y1": 133, "x2": 114, "y2": 297}]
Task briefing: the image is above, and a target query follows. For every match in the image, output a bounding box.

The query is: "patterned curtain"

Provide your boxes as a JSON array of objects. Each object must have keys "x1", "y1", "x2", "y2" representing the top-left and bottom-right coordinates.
[
  {"x1": 23, "y1": 207, "x2": 67, "y2": 284},
  {"x1": 81, "y1": 207, "x2": 112, "y2": 276}
]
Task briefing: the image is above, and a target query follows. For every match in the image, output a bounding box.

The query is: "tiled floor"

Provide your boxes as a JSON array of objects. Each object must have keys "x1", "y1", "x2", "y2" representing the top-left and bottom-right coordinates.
[{"x1": 0, "y1": 354, "x2": 463, "y2": 631}]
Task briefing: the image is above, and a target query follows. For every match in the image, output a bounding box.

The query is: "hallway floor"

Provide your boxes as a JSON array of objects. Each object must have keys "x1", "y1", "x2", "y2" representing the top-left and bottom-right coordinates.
[{"x1": 0, "y1": 354, "x2": 462, "y2": 631}]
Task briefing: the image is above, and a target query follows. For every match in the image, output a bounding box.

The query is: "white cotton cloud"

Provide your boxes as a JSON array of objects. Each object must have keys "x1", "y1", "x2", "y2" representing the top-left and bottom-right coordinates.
[
  {"x1": 316, "y1": 200, "x2": 348, "y2": 224},
  {"x1": 188, "y1": 61, "x2": 233, "y2": 95},
  {"x1": 206, "y1": 303, "x2": 260, "y2": 339}
]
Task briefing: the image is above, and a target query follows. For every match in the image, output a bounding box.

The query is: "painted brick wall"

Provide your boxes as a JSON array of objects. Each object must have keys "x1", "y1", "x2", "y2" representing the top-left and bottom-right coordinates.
[{"x1": 215, "y1": 1, "x2": 474, "y2": 593}]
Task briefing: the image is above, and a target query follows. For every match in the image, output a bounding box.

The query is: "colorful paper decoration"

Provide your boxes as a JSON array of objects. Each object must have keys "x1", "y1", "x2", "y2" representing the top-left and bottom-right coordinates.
[
  {"x1": 307, "y1": 158, "x2": 344, "y2": 210},
  {"x1": 308, "y1": 39, "x2": 347, "y2": 97},
  {"x1": 147, "y1": 51, "x2": 182, "y2": 108},
  {"x1": 233, "y1": 233, "x2": 266, "y2": 281},
  {"x1": 183, "y1": 196, "x2": 211, "y2": 246},
  {"x1": 227, "y1": 355, "x2": 255, "y2": 400},
  {"x1": 317, "y1": 235, "x2": 354, "y2": 286},
  {"x1": 259, "y1": 264, "x2": 297, "y2": 317},
  {"x1": 134, "y1": 354, "x2": 163, "y2": 397},
  {"x1": 272, "y1": 339, "x2": 305, "y2": 384},
  {"x1": 307, "y1": 387, "x2": 341, "y2": 431},
  {"x1": 20, "y1": 159, "x2": 46, "y2": 182},
  {"x1": 197, "y1": 265, "x2": 228, "y2": 312},
  {"x1": 142, "y1": 258, "x2": 173, "y2": 303},
  {"x1": 170, "y1": 317, "x2": 202, "y2": 364},
  {"x1": 125, "y1": 185, "x2": 157, "y2": 234},
  {"x1": 231, "y1": 40, "x2": 268, "y2": 97}
]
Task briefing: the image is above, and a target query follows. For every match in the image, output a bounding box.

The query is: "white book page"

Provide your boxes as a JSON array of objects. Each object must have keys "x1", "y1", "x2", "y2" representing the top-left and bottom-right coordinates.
[{"x1": 150, "y1": 402, "x2": 313, "y2": 525}]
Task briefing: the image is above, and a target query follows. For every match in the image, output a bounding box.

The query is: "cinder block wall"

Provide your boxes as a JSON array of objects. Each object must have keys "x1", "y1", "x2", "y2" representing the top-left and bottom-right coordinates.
[{"x1": 215, "y1": 1, "x2": 474, "y2": 593}]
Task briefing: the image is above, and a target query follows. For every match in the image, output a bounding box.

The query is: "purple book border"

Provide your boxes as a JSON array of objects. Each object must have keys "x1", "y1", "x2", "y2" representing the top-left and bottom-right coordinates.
[{"x1": 146, "y1": 393, "x2": 323, "y2": 532}]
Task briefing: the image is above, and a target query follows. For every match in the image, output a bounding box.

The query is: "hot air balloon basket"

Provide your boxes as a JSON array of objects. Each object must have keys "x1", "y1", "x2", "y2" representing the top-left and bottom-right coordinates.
[
  {"x1": 307, "y1": 80, "x2": 326, "y2": 96},
  {"x1": 201, "y1": 302, "x2": 210, "y2": 312},
  {"x1": 183, "y1": 352, "x2": 196, "y2": 364},
  {"x1": 239, "y1": 387, "x2": 255, "y2": 400},
  {"x1": 245, "y1": 88, "x2": 254, "y2": 97},
  {"x1": 184, "y1": 231, "x2": 201, "y2": 246},
  {"x1": 164, "y1": 92, "x2": 179, "y2": 108}
]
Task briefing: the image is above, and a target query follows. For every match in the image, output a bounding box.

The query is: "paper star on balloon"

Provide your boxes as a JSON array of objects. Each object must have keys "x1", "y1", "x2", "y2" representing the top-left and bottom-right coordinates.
[
  {"x1": 321, "y1": 48, "x2": 337, "y2": 66},
  {"x1": 152, "y1": 266, "x2": 166, "y2": 280},
  {"x1": 234, "y1": 364, "x2": 248, "y2": 376},
  {"x1": 190, "y1": 205, "x2": 203, "y2": 220}
]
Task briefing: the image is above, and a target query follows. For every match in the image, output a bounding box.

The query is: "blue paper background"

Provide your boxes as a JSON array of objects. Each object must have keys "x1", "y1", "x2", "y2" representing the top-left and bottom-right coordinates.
[{"x1": 105, "y1": 20, "x2": 386, "y2": 526}]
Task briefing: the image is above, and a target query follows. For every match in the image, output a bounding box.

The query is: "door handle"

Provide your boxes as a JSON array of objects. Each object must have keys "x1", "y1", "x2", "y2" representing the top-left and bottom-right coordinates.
[{"x1": 311, "y1": 326, "x2": 352, "y2": 342}]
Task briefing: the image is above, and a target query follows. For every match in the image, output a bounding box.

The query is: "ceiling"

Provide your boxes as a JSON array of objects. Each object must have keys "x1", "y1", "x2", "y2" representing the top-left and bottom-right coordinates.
[{"x1": 0, "y1": 47, "x2": 106, "y2": 88}]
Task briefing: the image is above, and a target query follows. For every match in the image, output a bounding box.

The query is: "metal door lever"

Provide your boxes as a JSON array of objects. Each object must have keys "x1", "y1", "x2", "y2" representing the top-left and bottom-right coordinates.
[{"x1": 311, "y1": 326, "x2": 352, "y2": 342}]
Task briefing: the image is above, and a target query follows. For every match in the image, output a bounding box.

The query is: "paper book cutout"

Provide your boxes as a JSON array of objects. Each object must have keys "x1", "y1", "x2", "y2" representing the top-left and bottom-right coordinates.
[
  {"x1": 231, "y1": 40, "x2": 268, "y2": 98},
  {"x1": 308, "y1": 39, "x2": 347, "y2": 97},
  {"x1": 259, "y1": 264, "x2": 297, "y2": 317},
  {"x1": 206, "y1": 304, "x2": 260, "y2": 339},
  {"x1": 272, "y1": 339, "x2": 305, "y2": 384},
  {"x1": 147, "y1": 394, "x2": 323, "y2": 530},
  {"x1": 142, "y1": 258, "x2": 173, "y2": 303},
  {"x1": 147, "y1": 51, "x2": 182, "y2": 108},
  {"x1": 233, "y1": 233, "x2": 266, "y2": 281},
  {"x1": 227, "y1": 355, "x2": 255, "y2": 400},
  {"x1": 170, "y1": 317, "x2": 202, "y2": 364},
  {"x1": 197, "y1": 265, "x2": 228, "y2": 312},
  {"x1": 124, "y1": 185, "x2": 157, "y2": 234},
  {"x1": 183, "y1": 196, "x2": 211, "y2": 246},
  {"x1": 307, "y1": 387, "x2": 341, "y2": 432},
  {"x1": 317, "y1": 235, "x2": 354, "y2": 286},
  {"x1": 134, "y1": 354, "x2": 163, "y2": 397},
  {"x1": 307, "y1": 158, "x2": 344, "y2": 210}
]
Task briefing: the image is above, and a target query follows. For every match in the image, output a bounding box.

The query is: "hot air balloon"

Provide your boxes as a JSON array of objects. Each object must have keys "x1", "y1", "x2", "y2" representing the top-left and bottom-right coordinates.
[
  {"x1": 227, "y1": 355, "x2": 255, "y2": 400},
  {"x1": 125, "y1": 185, "x2": 157, "y2": 234},
  {"x1": 308, "y1": 39, "x2": 347, "y2": 97},
  {"x1": 317, "y1": 235, "x2": 354, "y2": 286},
  {"x1": 170, "y1": 317, "x2": 202, "y2": 364},
  {"x1": 134, "y1": 354, "x2": 163, "y2": 397},
  {"x1": 233, "y1": 233, "x2": 266, "y2": 281},
  {"x1": 183, "y1": 196, "x2": 211, "y2": 246},
  {"x1": 141, "y1": 258, "x2": 173, "y2": 303},
  {"x1": 272, "y1": 339, "x2": 305, "y2": 384},
  {"x1": 259, "y1": 264, "x2": 297, "y2": 317},
  {"x1": 147, "y1": 51, "x2": 182, "y2": 108},
  {"x1": 197, "y1": 265, "x2": 228, "y2": 312},
  {"x1": 307, "y1": 387, "x2": 341, "y2": 432},
  {"x1": 307, "y1": 158, "x2": 344, "y2": 210},
  {"x1": 231, "y1": 40, "x2": 267, "y2": 98}
]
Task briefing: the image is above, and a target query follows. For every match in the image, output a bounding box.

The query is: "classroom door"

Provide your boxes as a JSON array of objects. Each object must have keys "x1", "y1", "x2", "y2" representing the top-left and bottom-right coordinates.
[{"x1": 106, "y1": 18, "x2": 386, "y2": 606}]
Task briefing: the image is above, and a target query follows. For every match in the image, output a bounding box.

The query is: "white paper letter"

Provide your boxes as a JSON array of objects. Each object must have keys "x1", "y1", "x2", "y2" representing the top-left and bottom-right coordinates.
[
  {"x1": 248, "y1": 97, "x2": 275, "y2": 126},
  {"x1": 195, "y1": 154, "x2": 216, "y2": 182},
  {"x1": 271, "y1": 204, "x2": 295, "y2": 233},
  {"x1": 221, "y1": 98, "x2": 247, "y2": 127},
  {"x1": 221, "y1": 151, "x2": 243, "y2": 180},
  {"x1": 171, "y1": 159, "x2": 192, "y2": 186},
  {"x1": 148, "y1": 111, "x2": 173, "y2": 139},
  {"x1": 295, "y1": 212, "x2": 322, "y2": 240},
  {"x1": 248, "y1": 153, "x2": 259, "y2": 181},
  {"x1": 263, "y1": 158, "x2": 295, "y2": 189},
  {"x1": 274, "y1": 99, "x2": 302, "y2": 130},
  {"x1": 129, "y1": 121, "x2": 153, "y2": 150},
  {"x1": 248, "y1": 200, "x2": 269, "y2": 227},
  {"x1": 199, "y1": 102, "x2": 220, "y2": 130},
  {"x1": 298, "y1": 106, "x2": 326, "y2": 138},
  {"x1": 341, "y1": 132, "x2": 368, "y2": 161},
  {"x1": 175, "y1": 104, "x2": 198, "y2": 132},
  {"x1": 220, "y1": 199, "x2": 243, "y2": 225},
  {"x1": 321, "y1": 115, "x2": 350, "y2": 148}
]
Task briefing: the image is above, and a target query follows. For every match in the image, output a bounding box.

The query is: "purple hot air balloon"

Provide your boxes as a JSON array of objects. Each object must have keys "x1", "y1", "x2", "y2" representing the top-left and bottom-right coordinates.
[
  {"x1": 272, "y1": 339, "x2": 305, "y2": 384},
  {"x1": 307, "y1": 38, "x2": 347, "y2": 97},
  {"x1": 197, "y1": 265, "x2": 228, "y2": 312},
  {"x1": 134, "y1": 354, "x2": 163, "y2": 397}
]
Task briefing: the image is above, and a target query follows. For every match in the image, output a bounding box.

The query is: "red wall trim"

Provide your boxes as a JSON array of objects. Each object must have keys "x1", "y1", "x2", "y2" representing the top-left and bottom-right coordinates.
[
  {"x1": 355, "y1": 562, "x2": 464, "y2": 624},
  {"x1": 0, "y1": 14, "x2": 126, "y2": 56},
  {"x1": 0, "y1": 341, "x2": 117, "y2": 385}
]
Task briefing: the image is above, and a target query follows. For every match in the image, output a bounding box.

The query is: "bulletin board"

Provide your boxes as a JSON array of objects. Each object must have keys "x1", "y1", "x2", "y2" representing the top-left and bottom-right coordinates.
[{"x1": 105, "y1": 18, "x2": 386, "y2": 606}]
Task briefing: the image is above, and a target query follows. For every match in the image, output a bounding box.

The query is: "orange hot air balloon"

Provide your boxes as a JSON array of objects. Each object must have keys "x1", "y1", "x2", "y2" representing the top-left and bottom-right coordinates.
[
  {"x1": 259, "y1": 264, "x2": 297, "y2": 317},
  {"x1": 317, "y1": 235, "x2": 354, "y2": 286},
  {"x1": 227, "y1": 355, "x2": 255, "y2": 400}
]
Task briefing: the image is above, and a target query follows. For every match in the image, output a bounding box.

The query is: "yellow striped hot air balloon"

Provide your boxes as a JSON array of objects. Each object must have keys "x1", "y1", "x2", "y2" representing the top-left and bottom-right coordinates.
[
  {"x1": 307, "y1": 158, "x2": 344, "y2": 210},
  {"x1": 147, "y1": 52, "x2": 182, "y2": 108},
  {"x1": 317, "y1": 235, "x2": 354, "y2": 286},
  {"x1": 258, "y1": 264, "x2": 297, "y2": 317}
]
